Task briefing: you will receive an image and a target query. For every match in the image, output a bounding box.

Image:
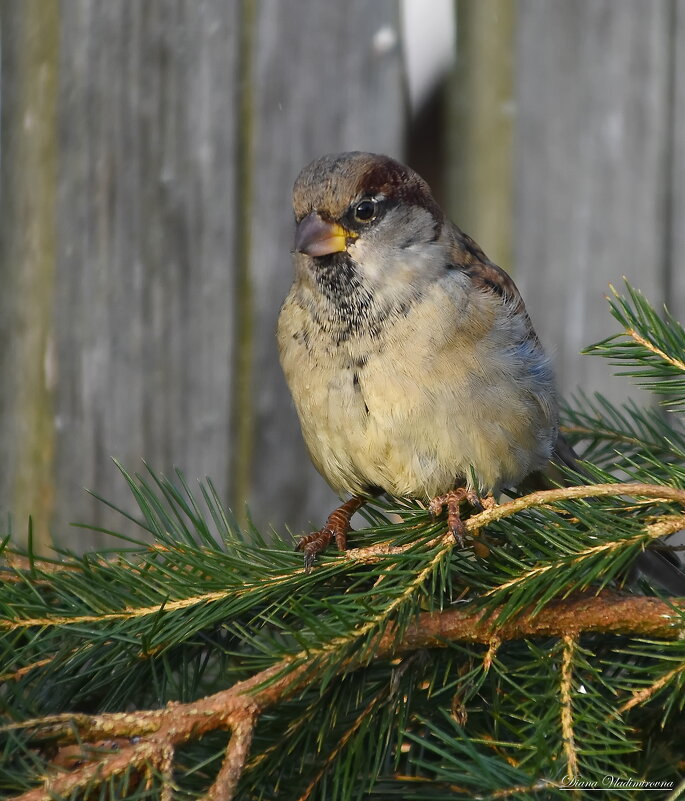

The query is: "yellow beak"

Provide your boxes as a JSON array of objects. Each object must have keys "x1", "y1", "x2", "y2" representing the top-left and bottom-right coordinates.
[{"x1": 294, "y1": 212, "x2": 348, "y2": 257}]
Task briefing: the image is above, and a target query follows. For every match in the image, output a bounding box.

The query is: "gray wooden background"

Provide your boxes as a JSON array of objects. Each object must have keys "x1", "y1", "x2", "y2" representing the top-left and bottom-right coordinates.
[{"x1": 1, "y1": 0, "x2": 683, "y2": 552}]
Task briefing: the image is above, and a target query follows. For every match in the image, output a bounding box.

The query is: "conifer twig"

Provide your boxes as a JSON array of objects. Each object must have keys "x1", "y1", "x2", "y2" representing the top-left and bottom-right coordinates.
[
  {"x1": 624, "y1": 328, "x2": 685, "y2": 373},
  {"x1": 345, "y1": 482, "x2": 685, "y2": 563},
  {"x1": 8, "y1": 591, "x2": 685, "y2": 801},
  {"x1": 158, "y1": 744, "x2": 175, "y2": 801},
  {"x1": 203, "y1": 707, "x2": 259, "y2": 801},
  {"x1": 559, "y1": 635, "x2": 578, "y2": 781},
  {"x1": 616, "y1": 660, "x2": 685, "y2": 715}
]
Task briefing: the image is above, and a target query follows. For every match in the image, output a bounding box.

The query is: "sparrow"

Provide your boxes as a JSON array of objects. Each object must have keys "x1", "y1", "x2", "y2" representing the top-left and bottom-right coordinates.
[
  {"x1": 278, "y1": 151, "x2": 567, "y2": 569},
  {"x1": 277, "y1": 152, "x2": 685, "y2": 594}
]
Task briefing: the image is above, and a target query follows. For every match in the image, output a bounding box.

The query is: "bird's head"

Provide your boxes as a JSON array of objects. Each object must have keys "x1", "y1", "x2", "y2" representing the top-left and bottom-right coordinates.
[{"x1": 291, "y1": 152, "x2": 448, "y2": 296}]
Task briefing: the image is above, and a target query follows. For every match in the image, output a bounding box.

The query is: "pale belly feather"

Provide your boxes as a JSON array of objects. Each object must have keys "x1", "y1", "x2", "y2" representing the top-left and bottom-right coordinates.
[{"x1": 280, "y1": 289, "x2": 556, "y2": 499}]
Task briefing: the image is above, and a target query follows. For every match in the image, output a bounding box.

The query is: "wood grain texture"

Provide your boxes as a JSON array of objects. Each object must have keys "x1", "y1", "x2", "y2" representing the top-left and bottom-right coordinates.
[
  {"x1": 514, "y1": 0, "x2": 674, "y2": 402},
  {"x1": 52, "y1": 1, "x2": 240, "y2": 545},
  {"x1": 0, "y1": 0, "x2": 59, "y2": 551},
  {"x1": 244, "y1": 0, "x2": 405, "y2": 535},
  {"x1": 0, "y1": 0, "x2": 406, "y2": 549},
  {"x1": 2, "y1": 1, "x2": 683, "y2": 550},
  {"x1": 670, "y1": 1, "x2": 685, "y2": 322},
  {"x1": 448, "y1": 0, "x2": 514, "y2": 271}
]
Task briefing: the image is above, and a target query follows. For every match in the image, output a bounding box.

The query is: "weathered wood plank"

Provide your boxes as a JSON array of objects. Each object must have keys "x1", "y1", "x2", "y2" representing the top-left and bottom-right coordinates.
[
  {"x1": 52, "y1": 1, "x2": 240, "y2": 546},
  {"x1": 245, "y1": 0, "x2": 406, "y2": 536},
  {"x1": 514, "y1": 0, "x2": 672, "y2": 402},
  {"x1": 8, "y1": 1, "x2": 679, "y2": 551},
  {"x1": 0, "y1": 0, "x2": 59, "y2": 551},
  {"x1": 670, "y1": 1, "x2": 685, "y2": 323},
  {"x1": 1, "y1": 1, "x2": 407, "y2": 549},
  {"x1": 448, "y1": 0, "x2": 514, "y2": 271}
]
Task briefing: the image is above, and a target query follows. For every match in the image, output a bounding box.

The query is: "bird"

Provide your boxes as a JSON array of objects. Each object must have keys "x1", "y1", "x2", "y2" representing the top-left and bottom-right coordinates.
[
  {"x1": 277, "y1": 151, "x2": 564, "y2": 568},
  {"x1": 277, "y1": 151, "x2": 685, "y2": 587}
]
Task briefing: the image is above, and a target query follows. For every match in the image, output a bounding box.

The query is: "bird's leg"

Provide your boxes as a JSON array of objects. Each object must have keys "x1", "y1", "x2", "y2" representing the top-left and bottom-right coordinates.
[
  {"x1": 295, "y1": 495, "x2": 366, "y2": 571},
  {"x1": 480, "y1": 494, "x2": 497, "y2": 511},
  {"x1": 429, "y1": 487, "x2": 487, "y2": 547}
]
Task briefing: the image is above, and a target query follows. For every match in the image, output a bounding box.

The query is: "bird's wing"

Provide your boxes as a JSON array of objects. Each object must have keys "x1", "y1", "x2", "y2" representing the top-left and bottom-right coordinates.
[{"x1": 447, "y1": 227, "x2": 532, "y2": 323}]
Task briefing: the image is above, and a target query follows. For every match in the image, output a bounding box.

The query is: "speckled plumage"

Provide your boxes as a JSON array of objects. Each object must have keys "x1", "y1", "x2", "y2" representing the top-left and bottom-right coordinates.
[{"x1": 278, "y1": 152, "x2": 559, "y2": 502}]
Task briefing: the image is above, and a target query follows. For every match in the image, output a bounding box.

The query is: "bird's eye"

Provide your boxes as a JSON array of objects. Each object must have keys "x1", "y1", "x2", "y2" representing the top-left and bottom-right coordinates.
[{"x1": 353, "y1": 198, "x2": 378, "y2": 222}]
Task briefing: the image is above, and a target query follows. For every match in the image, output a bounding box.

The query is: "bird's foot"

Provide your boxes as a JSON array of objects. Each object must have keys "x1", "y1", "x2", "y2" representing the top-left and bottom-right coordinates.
[
  {"x1": 429, "y1": 488, "x2": 491, "y2": 547},
  {"x1": 295, "y1": 495, "x2": 366, "y2": 572}
]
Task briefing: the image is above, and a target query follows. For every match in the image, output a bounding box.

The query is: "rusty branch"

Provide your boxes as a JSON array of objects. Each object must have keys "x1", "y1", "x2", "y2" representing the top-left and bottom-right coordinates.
[{"x1": 8, "y1": 591, "x2": 685, "y2": 801}]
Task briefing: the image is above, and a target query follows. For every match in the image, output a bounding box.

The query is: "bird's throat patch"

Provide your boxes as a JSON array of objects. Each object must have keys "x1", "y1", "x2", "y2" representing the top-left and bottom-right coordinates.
[{"x1": 308, "y1": 252, "x2": 381, "y2": 342}]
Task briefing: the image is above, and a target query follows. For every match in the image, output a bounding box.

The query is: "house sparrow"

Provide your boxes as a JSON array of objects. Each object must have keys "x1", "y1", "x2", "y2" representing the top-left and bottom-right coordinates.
[
  {"x1": 278, "y1": 151, "x2": 567, "y2": 569},
  {"x1": 277, "y1": 151, "x2": 685, "y2": 595}
]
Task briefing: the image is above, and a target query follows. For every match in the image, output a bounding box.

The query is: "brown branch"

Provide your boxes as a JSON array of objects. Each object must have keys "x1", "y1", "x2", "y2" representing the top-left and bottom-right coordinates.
[
  {"x1": 617, "y1": 660, "x2": 685, "y2": 715},
  {"x1": 625, "y1": 327, "x2": 685, "y2": 373},
  {"x1": 9, "y1": 591, "x2": 685, "y2": 801},
  {"x1": 203, "y1": 707, "x2": 259, "y2": 801},
  {"x1": 0, "y1": 656, "x2": 53, "y2": 683},
  {"x1": 158, "y1": 743, "x2": 175, "y2": 801},
  {"x1": 6, "y1": 481, "x2": 685, "y2": 799},
  {"x1": 376, "y1": 593, "x2": 685, "y2": 650},
  {"x1": 486, "y1": 779, "x2": 564, "y2": 798},
  {"x1": 559, "y1": 635, "x2": 578, "y2": 781},
  {"x1": 5, "y1": 480, "x2": 685, "y2": 801},
  {"x1": 4, "y1": 484, "x2": 683, "y2": 635},
  {"x1": 483, "y1": 636, "x2": 500, "y2": 672},
  {"x1": 345, "y1": 482, "x2": 685, "y2": 564}
]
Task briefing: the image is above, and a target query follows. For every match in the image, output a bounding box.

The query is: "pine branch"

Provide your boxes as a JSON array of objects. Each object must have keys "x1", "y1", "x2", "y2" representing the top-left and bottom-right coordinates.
[
  {"x1": 3, "y1": 477, "x2": 685, "y2": 798},
  {"x1": 559, "y1": 635, "x2": 578, "y2": 782},
  {"x1": 585, "y1": 282, "x2": 685, "y2": 410},
  {"x1": 344, "y1": 481, "x2": 685, "y2": 563},
  {"x1": 617, "y1": 660, "x2": 685, "y2": 716},
  {"x1": 5, "y1": 591, "x2": 683, "y2": 801},
  {"x1": 204, "y1": 709, "x2": 257, "y2": 801},
  {"x1": 559, "y1": 391, "x2": 685, "y2": 467},
  {"x1": 4, "y1": 279, "x2": 685, "y2": 798}
]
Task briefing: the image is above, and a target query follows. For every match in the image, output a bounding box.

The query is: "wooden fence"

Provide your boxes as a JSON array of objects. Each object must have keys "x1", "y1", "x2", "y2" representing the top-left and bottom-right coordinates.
[{"x1": 1, "y1": 0, "x2": 683, "y2": 551}]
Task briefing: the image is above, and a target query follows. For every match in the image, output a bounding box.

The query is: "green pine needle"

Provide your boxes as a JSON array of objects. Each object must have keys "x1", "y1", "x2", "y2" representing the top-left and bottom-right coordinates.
[
  {"x1": 2, "y1": 280, "x2": 685, "y2": 799},
  {"x1": 585, "y1": 282, "x2": 685, "y2": 411}
]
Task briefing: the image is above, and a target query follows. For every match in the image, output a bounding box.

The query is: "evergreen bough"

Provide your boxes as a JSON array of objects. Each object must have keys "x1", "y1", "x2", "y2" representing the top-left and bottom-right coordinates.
[{"x1": 1, "y1": 281, "x2": 684, "y2": 800}]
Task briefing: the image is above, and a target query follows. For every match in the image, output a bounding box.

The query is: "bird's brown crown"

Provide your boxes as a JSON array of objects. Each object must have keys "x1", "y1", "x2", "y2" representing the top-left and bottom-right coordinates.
[{"x1": 292, "y1": 152, "x2": 442, "y2": 224}]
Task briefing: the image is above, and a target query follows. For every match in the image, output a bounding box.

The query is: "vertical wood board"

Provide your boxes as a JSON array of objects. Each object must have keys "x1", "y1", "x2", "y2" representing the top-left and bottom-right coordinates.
[
  {"x1": 514, "y1": 0, "x2": 673, "y2": 403},
  {"x1": 245, "y1": 0, "x2": 406, "y2": 535},
  {"x1": 52, "y1": 1, "x2": 240, "y2": 545}
]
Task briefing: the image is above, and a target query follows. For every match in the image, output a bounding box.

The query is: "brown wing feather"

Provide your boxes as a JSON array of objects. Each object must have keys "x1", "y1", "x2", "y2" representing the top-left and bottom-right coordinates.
[{"x1": 447, "y1": 224, "x2": 535, "y2": 332}]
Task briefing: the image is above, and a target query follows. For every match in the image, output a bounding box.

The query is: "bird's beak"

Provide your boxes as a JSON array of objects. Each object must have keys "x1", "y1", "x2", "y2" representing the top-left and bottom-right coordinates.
[{"x1": 294, "y1": 212, "x2": 348, "y2": 257}]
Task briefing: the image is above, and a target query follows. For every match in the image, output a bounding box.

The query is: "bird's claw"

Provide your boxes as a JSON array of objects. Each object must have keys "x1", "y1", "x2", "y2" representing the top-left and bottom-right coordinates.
[
  {"x1": 294, "y1": 496, "x2": 366, "y2": 571},
  {"x1": 429, "y1": 487, "x2": 489, "y2": 547},
  {"x1": 295, "y1": 529, "x2": 333, "y2": 573}
]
